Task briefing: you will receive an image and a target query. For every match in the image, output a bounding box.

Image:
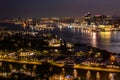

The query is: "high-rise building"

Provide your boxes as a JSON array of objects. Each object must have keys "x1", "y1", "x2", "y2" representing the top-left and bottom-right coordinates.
[{"x1": 84, "y1": 12, "x2": 91, "y2": 25}]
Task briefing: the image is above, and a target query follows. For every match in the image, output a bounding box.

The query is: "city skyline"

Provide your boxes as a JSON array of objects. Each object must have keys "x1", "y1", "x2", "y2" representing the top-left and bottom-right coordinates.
[{"x1": 0, "y1": 0, "x2": 120, "y2": 18}]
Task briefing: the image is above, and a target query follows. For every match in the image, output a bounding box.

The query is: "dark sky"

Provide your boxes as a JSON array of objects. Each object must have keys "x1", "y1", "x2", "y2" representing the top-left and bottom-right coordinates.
[{"x1": 0, "y1": 0, "x2": 120, "y2": 18}]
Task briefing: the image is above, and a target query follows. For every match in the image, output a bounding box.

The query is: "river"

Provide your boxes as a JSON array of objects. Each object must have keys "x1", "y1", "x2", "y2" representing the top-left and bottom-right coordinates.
[
  {"x1": 1, "y1": 26, "x2": 120, "y2": 79},
  {"x1": 50, "y1": 27, "x2": 120, "y2": 54}
]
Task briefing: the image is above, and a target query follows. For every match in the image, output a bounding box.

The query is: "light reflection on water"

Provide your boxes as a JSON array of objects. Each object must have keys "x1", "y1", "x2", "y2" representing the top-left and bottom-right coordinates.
[
  {"x1": 0, "y1": 62, "x2": 120, "y2": 80},
  {"x1": 96, "y1": 72, "x2": 100, "y2": 80},
  {"x1": 73, "y1": 69, "x2": 77, "y2": 79},
  {"x1": 91, "y1": 32, "x2": 97, "y2": 47},
  {"x1": 51, "y1": 28, "x2": 120, "y2": 53},
  {"x1": 49, "y1": 68, "x2": 118, "y2": 80},
  {"x1": 109, "y1": 73, "x2": 115, "y2": 80},
  {"x1": 86, "y1": 71, "x2": 91, "y2": 80}
]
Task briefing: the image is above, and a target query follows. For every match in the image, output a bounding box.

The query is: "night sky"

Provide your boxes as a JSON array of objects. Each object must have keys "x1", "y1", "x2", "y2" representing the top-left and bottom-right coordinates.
[{"x1": 0, "y1": 0, "x2": 120, "y2": 18}]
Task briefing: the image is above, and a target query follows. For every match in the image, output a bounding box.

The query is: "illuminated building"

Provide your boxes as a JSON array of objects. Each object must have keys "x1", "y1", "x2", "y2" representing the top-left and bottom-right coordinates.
[{"x1": 84, "y1": 12, "x2": 91, "y2": 25}]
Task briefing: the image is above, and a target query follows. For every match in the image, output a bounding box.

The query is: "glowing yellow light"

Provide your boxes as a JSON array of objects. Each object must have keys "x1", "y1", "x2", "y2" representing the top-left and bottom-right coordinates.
[
  {"x1": 110, "y1": 55, "x2": 115, "y2": 61},
  {"x1": 100, "y1": 32, "x2": 111, "y2": 39}
]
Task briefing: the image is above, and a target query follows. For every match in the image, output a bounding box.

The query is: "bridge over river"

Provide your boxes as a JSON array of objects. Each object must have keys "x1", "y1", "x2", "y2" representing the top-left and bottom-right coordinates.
[
  {"x1": 0, "y1": 59, "x2": 120, "y2": 73},
  {"x1": 0, "y1": 59, "x2": 119, "y2": 80}
]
